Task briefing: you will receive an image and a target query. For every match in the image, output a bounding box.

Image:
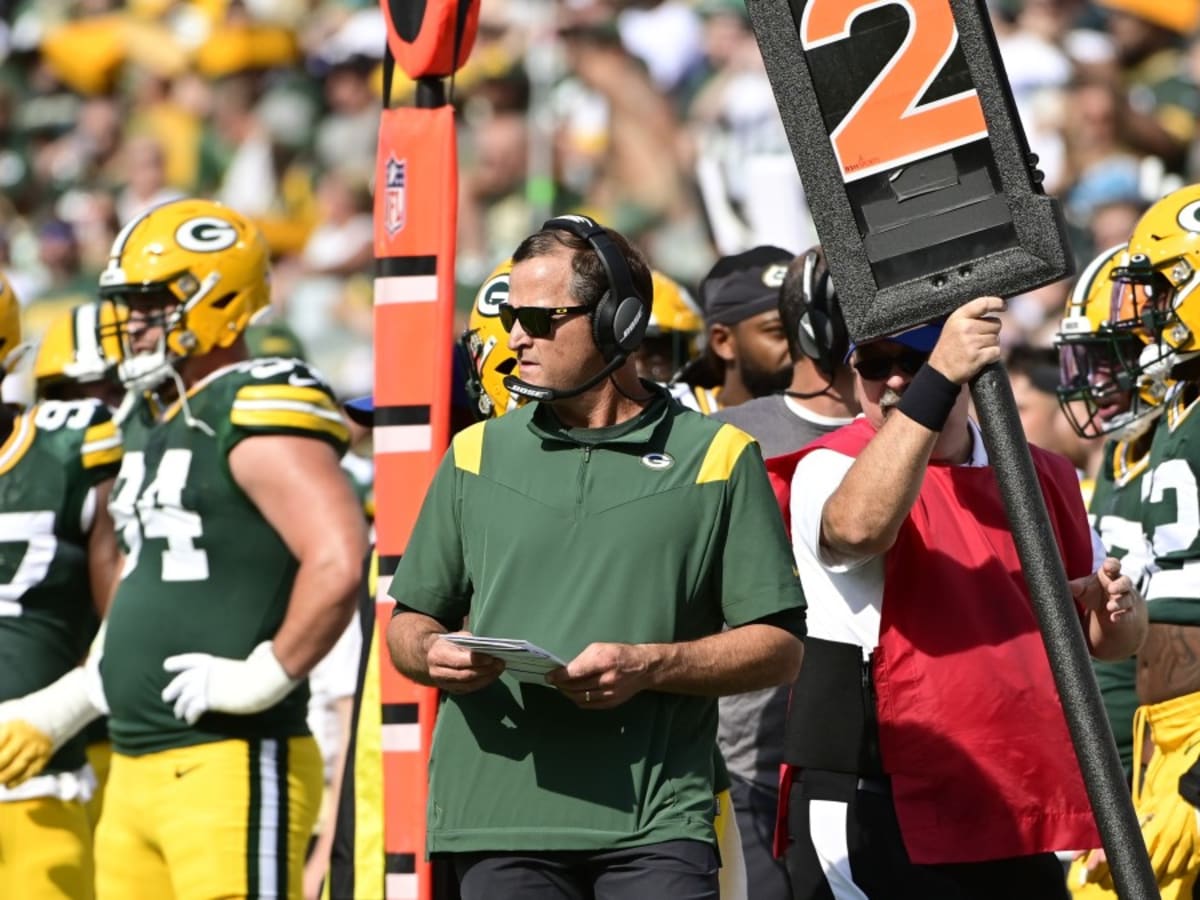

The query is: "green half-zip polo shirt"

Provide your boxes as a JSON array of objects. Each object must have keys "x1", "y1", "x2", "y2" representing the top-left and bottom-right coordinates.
[{"x1": 391, "y1": 387, "x2": 805, "y2": 854}]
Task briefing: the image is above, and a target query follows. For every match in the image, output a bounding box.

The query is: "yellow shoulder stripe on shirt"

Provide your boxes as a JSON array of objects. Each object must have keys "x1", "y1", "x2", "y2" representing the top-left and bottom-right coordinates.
[
  {"x1": 236, "y1": 384, "x2": 338, "y2": 409},
  {"x1": 230, "y1": 406, "x2": 350, "y2": 442},
  {"x1": 452, "y1": 421, "x2": 486, "y2": 475},
  {"x1": 0, "y1": 414, "x2": 34, "y2": 475},
  {"x1": 696, "y1": 424, "x2": 755, "y2": 484},
  {"x1": 231, "y1": 383, "x2": 348, "y2": 441},
  {"x1": 81, "y1": 420, "x2": 123, "y2": 469}
]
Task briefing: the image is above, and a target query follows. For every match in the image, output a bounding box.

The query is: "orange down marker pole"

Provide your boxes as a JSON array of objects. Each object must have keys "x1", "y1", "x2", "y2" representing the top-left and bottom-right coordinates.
[{"x1": 373, "y1": 2, "x2": 479, "y2": 898}]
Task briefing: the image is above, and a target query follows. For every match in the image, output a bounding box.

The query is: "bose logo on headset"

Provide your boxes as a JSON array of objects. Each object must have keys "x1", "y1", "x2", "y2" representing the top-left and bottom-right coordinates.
[{"x1": 620, "y1": 306, "x2": 646, "y2": 344}]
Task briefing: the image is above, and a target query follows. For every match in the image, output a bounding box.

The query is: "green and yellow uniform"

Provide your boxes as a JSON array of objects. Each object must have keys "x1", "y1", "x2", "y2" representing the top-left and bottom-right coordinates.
[
  {"x1": 1142, "y1": 385, "x2": 1200, "y2": 622},
  {"x1": 1087, "y1": 431, "x2": 1156, "y2": 777},
  {"x1": 391, "y1": 388, "x2": 805, "y2": 855},
  {"x1": 1077, "y1": 385, "x2": 1200, "y2": 899},
  {"x1": 0, "y1": 398, "x2": 121, "y2": 900},
  {"x1": 97, "y1": 358, "x2": 349, "y2": 900}
]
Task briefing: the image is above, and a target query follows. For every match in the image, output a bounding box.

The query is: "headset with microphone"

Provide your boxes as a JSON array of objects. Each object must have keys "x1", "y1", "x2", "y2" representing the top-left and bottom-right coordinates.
[
  {"x1": 793, "y1": 245, "x2": 849, "y2": 381},
  {"x1": 502, "y1": 215, "x2": 650, "y2": 402}
]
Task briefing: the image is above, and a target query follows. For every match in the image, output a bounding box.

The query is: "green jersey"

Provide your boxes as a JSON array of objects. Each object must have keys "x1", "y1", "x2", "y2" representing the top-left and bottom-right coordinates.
[
  {"x1": 103, "y1": 358, "x2": 350, "y2": 756},
  {"x1": 1088, "y1": 431, "x2": 1156, "y2": 776},
  {"x1": 1142, "y1": 384, "x2": 1200, "y2": 624},
  {"x1": 0, "y1": 400, "x2": 121, "y2": 772},
  {"x1": 391, "y1": 390, "x2": 805, "y2": 854}
]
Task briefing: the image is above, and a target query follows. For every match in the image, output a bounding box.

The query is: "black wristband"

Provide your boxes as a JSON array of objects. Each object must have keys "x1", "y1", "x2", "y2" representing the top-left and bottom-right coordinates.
[{"x1": 896, "y1": 364, "x2": 960, "y2": 432}]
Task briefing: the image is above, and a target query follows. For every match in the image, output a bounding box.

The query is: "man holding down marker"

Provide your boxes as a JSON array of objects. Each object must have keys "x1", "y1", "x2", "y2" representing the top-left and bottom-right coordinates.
[{"x1": 770, "y1": 297, "x2": 1146, "y2": 899}]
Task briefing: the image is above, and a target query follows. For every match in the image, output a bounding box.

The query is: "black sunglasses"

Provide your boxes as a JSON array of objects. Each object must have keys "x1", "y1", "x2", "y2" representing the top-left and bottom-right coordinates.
[
  {"x1": 498, "y1": 302, "x2": 592, "y2": 337},
  {"x1": 852, "y1": 347, "x2": 929, "y2": 381}
]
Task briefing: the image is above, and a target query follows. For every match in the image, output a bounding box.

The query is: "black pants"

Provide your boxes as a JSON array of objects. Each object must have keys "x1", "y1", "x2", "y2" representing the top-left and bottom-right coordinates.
[
  {"x1": 452, "y1": 839, "x2": 719, "y2": 900},
  {"x1": 787, "y1": 770, "x2": 1069, "y2": 900},
  {"x1": 729, "y1": 773, "x2": 792, "y2": 900}
]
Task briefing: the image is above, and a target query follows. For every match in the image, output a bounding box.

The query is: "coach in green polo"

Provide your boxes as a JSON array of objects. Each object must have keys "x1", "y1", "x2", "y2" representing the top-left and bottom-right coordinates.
[{"x1": 388, "y1": 215, "x2": 805, "y2": 900}]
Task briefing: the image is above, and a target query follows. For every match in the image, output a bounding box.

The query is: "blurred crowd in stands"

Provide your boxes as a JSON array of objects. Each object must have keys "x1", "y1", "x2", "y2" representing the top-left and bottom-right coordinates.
[{"x1": 0, "y1": 0, "x2": 1196, "y2": 448}]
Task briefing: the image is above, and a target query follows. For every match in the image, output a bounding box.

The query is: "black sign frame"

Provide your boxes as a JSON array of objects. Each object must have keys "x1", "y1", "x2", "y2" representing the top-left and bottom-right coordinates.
[{"x1": 746, "y1": 0, "x2": 1073, "y2": 341}]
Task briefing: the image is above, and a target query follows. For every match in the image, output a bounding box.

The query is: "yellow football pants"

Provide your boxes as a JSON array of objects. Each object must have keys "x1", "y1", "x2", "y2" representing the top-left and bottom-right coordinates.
[
  {"x1": 1069, "y1": 690, "x2": 1200, "y2": 898},
  {"x1": 0, "y1": 795, "x2": 93, "y2": 899},
  {"x1": 95, "y1": 736, "x2": 322, "y2": 900}
]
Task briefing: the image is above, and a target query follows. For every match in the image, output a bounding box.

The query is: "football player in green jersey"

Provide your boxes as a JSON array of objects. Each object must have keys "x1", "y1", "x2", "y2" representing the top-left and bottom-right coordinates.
[
  {"x1": 0, "y1": 285, "x2": 123, "y2": 899},
  {"x1": 28, "y1": 300, "x2": 129, "y2": 832},
  {"x1": 1058, "y1": 244, "x2": 1168, "y2": 772},
  {"x1": 99, "y1": 198, "x2": 367, "y2": 900},
  {"x1": 1056, "y1": 244, "x2": 1173, "y2": 897},
  {"x1": 1074, "y1": 185, "x2": 1200, "y2": 897},
  {"x1": 33, "y1": 300, "x2": 127, "y2": 410},
  {"x1": 0, "y1": 198, "x2": 368, "y2": 900}
]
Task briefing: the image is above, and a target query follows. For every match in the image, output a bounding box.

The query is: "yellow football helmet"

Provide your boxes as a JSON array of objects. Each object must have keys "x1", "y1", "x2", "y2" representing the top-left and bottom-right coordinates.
[
  {"x1": 33, "y1": 302, "x2": 126, "y2": 397},
  {"x1": 634, "y1": 271, "x2": 703, "y2": 384},
  {"x1": 97, "y1": 198, "x2": 270, "y2": 390},
  {"x1": 1056, "y1": 244, "x2": 1167, "y2": 439},
  {"x1": 647, "y1": 271, "x2": 703, "y2": 339},
  {"x1": 1110, "y1": 184, "x2": 1200, "y2": 372},
  {"x1": 460, "y1": 259, "x2": 522, "y2": 419},
  {"x1": 0, "y1": 272, "x2": 20, "y2": 373}
]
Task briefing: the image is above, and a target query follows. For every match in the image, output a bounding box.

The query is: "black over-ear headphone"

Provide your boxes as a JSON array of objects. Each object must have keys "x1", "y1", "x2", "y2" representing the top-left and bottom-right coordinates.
[
  {"x1": 795, "y1": 246, "x2": 849, "y2": 379},
  {"x1": 541, "y1": 214, "x2": 649, "y2": 361},
  {"x1": 501, "y1": 215, "x2": 650, "y2": 403}
]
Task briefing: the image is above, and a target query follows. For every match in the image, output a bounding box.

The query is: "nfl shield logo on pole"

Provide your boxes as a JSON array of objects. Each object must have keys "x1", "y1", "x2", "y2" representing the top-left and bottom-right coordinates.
[{"x1": 385, "y1": 156, "x2": 407, "y2": 236}]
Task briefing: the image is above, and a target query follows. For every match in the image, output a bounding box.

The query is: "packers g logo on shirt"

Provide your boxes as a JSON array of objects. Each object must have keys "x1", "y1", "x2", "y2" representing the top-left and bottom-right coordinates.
[
  {"x1": 641, "y1": 452, "x2": 674, "y2": 470},
  {"x1": 175, "y1": 218, "x2": 239, "y2": 253}
]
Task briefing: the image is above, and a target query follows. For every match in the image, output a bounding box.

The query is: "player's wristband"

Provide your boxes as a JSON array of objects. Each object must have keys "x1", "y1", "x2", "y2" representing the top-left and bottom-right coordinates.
[{"x1": 897, "y1": 364, "x2": 960, "y2": 432}]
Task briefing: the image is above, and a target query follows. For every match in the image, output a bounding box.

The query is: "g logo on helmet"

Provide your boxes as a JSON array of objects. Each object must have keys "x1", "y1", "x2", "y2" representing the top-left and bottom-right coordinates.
[
  {"x1": 1177, "y1": 200, "x2": 1200, "y2": 233},
  {"x1": 475, "y1": 272, "x2": 510, "y2": 317},
  {"x1": 176, "y1": 218, "x2": 239, "y2": 253}
]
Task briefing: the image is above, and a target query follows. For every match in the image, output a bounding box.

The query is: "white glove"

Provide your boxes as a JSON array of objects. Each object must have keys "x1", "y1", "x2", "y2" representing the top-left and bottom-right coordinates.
[
  {"x1": 0, "y1": 666, "x2": 104, "y2": 754},
  {"x1": 83, "y1": 620, "x2": 109, "y2": 715},
  {"x1": 161, "y1": 641, "x2": 299, "y2": 725}
]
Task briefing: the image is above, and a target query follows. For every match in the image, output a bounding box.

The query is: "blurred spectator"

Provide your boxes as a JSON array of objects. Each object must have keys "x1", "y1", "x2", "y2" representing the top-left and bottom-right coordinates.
[
  {"x1": 617, "y1": 0, "x2": 704, "y2": 95},
  {"x1": 1088, "y1": 196, "x2": 1148, "y2": 252},
  {"x1": 23, "y1": 219, "x2": 97, "y2": 341},
  {"x1": 57, "y1": 187, "x2": 119, "y2": 274},
  {"x1": 687, "y1": 0, "x2": 815, "y2": 255},
  {"x1": 279, "y1": 166, "x2": 374, "y2": 395},
  {"x1": 458, "y1": 109, "x2": 535, "y2": 280},
  {"x1": 115, "y1": 133, "x2": 184, "y2": 223},
  {"x1": 556, "y1": 10, "x2": 712, "y2": 280},
  {"x1": 1062, "y1": 75, "x2": 1142, "y2": 224},
  {"x1": 37, "y1": 96, "x2": 123, "y2": 196},
  {"x1": 1094, "y1": 0, "x2": 1200, "y2": 169},
  {"x1": 313, "y1": 56, "x2": 378, "y2": 178}
]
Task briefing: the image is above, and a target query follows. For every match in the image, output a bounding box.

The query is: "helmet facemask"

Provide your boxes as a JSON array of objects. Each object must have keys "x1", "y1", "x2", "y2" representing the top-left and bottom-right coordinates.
[
  {"x1": 100, "y1": 270, "x2": 226, "y2": 393},
  {"x1": 1056, "y1": 325, "x2": 1164, "y2": 440}
]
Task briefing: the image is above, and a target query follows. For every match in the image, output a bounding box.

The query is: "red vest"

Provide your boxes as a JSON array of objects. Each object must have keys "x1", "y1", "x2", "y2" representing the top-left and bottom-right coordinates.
[{"x1": 768, "y1": 419, "x2": 1100, "y2": 863}]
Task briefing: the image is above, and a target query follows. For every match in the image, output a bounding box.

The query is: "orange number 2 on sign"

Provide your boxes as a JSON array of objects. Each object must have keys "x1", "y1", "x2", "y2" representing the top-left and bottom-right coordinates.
[{"x1": 800, "y1": 0, "x2": 987, "y2": 182}]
